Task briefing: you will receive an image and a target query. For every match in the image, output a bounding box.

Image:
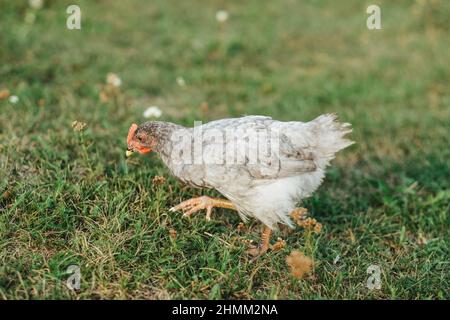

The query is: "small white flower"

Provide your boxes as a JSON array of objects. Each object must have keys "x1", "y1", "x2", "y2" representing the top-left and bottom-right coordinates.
[
  {"x1": 143, "y1": 106, "x2": 162, "y2": 118},
  {"x1": 29, "y1": 0, "x2": 44, "y2": 9},
  {"x1": 176, "y1": 76, "x2": 186, "y2": 87},
  {"x1": 215, "y1": 10, "x2": 229, "y2": 23},
  {"x1": 9, "y1": 95, "x2": 19, "y2": 104},
  {"x1": 106, "y1": 73, "x2": 122, "y2": 87}
]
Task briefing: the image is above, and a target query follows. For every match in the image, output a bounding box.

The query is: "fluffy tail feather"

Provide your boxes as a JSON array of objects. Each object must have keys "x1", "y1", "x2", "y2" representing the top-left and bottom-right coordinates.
[{"x1": 309, "y1": 113, "x2": 354, "y2": 168}]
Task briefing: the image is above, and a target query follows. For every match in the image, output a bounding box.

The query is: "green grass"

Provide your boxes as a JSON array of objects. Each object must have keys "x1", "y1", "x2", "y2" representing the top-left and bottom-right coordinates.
[{"x1": 0, "y1": 0, "x2": 449, "y2": 299}]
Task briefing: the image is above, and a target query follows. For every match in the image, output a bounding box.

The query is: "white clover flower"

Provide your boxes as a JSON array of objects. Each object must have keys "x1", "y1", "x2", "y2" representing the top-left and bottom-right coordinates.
[
  {"x1": 9, "y1": 95, "x2": 19, "y2": 104},
  {"x1": 215, "y1": 10, "x2": 229, "y2": 23},
  {"x1": 143, "y1": 106, "x2": 162, "y2": 118},
  {"x1": 106, "y1": 73, "x2": 122, "y2": 87},
  {"x1": 176, "y1": 76, "x2": 186, "y2": 87},
  {"x1": 29, "y1": 0, "x2": 44, "y2": 9}
]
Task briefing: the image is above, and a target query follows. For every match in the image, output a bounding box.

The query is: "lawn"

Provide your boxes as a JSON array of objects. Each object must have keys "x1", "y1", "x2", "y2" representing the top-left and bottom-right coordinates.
[{"x1": 0, "y1": 0, "x2": 448, "y2": 299}]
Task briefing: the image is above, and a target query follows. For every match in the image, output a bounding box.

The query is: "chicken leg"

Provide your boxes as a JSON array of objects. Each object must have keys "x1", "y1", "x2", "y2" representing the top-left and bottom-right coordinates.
[
  {"x1": 169, "y1": 196, "x2": 236, "y2": 221},
  {"x1": 246, "y1": 226, "x2": 272, "y2": 259},
  {"x1": 170, "y1": 196, "x2": 273, "y2": 259}
]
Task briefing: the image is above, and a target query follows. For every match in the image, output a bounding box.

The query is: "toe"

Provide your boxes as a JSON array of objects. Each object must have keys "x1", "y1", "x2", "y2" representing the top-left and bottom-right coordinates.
[
  {"x1": 246, "y1": 245, "x2": 261, "y2": 258},
  {"x1": 183, "y1": 204, "x2": 205, "y2": 217},
  {"x1": 205, "y1": 206, "x2": 212, "y2": 221},
  {"x1": 171, "y1": 198, "x2": 199, "y2": 212}
]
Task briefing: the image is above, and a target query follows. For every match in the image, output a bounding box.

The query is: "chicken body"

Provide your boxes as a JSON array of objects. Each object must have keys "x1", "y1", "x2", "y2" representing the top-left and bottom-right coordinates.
[{"x1": 129, "y1": 114, "x2": 353, "y2": 230}]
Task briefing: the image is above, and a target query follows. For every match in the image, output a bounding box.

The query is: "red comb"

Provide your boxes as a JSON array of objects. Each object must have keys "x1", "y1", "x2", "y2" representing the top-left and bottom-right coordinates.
[{"x1": 127, "y1": 123, "x2": 138, "y2": 145}]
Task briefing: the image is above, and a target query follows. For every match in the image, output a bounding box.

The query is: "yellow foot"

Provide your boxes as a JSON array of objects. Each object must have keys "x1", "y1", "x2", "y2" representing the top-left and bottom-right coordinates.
[{"x1": 169, "y1": 196, "x2": 236, "y2": 221}]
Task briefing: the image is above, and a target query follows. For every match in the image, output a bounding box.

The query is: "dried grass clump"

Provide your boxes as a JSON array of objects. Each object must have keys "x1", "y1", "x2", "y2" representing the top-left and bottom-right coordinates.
[
  {"x1": 271, "y1": 238, "x2": 286, "y2": 251},
  {"x1": 290, "y1": 207, "x2": 308, "y2": 221},
  {"x1": 168, "y1": 228, "x2": 177, "y2": 239},
  {"x1": 71, "y1": 121, "x2": 87, "y2": 132},
  {"x1": 152, "y1": 175, "x2": 166, "y2": 186},
  {"x1": 290, "y1": 207, "x2": 322, "y2": 234},
  {"x1": 236, "y1": 222, "x2": 246, "y2": 232},
  {"x1": 0, "y1": 88, "x2": 10, "y2": 100},
  {"x1": 286, "y1": 251, "x2": 314, "y2": 279}
]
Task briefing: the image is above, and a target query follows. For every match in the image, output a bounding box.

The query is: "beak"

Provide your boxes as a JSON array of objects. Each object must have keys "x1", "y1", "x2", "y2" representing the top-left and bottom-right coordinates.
[{"x1": 126, "y1": 123, "x2": 138, "y2": 157}]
